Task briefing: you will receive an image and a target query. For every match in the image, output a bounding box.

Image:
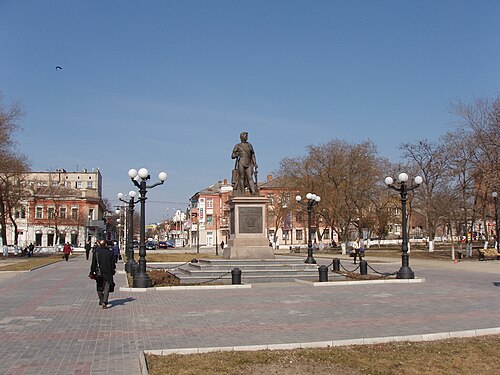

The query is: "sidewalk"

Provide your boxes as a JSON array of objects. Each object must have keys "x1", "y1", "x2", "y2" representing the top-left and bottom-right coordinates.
[{"x1": 1, "y1": 254, "x2": 500, "y2": 374}]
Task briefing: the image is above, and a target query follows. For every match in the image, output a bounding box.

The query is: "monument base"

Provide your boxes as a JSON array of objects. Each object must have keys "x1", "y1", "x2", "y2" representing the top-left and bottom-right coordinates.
[{"x1": 224, "y1": 195, "x2": 274, "y2": 259}]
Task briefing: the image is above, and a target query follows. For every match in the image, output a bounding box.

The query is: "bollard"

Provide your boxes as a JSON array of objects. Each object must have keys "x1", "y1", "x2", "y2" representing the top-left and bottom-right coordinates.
[
  {"x1": 332, "y1": 258, "x2": 340, "y2": 272},
  {"x1": 318, "y1": 265, "x2": 328, "y2": 282},
  {"x1": 359, "y1": 260, "x2": 368, "y2": 275},
  {"x1": 231, "y1": 267, "x2": 242, "y2": 285}
]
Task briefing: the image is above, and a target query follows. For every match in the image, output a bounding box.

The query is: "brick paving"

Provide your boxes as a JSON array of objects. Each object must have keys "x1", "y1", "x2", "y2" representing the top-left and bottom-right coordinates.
[{"x1": 0, "y1": 254, "x2": 500, "y2": 374}]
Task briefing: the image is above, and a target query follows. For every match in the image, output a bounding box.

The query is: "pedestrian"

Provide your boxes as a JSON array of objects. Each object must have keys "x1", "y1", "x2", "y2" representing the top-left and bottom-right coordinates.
[
  {"x1": 28, "y1": 243, "x2": 34, "y2": 257},
  {"x1": 90, "y1": 240, "x2": 115, "y2": 309},
  {"x1": 112, "y1": 241, "x2": 120, "y2": 263},
  {"x1": 85, "y1": 241, "x2": 91, "y2": 260},
  {"x1": 63, "y1": 242, "x2": 72, "y2": 261},
  {"x1": 220, "y1": 241, "x2": 224, "y2": 250}
]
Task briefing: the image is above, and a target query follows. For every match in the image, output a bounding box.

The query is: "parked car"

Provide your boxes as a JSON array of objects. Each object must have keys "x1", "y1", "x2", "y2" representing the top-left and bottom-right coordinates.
[
  {"x1": 133, "y1": 240, "x2": 139, "y2": 249},
  {"x1": 158, "y1": 240, "x2": 175, "y2": 249},
  {"x1": 145, "y1": 241, "x2": 156, "y2": 250}
]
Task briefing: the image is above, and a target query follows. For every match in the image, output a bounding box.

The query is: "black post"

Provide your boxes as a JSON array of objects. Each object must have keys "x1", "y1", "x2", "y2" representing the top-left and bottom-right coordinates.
[
  {"x1": 397, "y1": 181, "x2": 414, "y2": 279},
  {"x1": 305, "y1": 201, "x2": 316, "y2": 264},
  {"x1": 231, "y1": 267, "x2": 241, "y2": 284},
  {"x1": 133, "y1": 179, "x2": 152, "y2": 288},
  {"x1": 318, "y1": 265, "x2": 328, "y2": 282},
  {"x1": 359, "y1": 260, "x2": 368, "y2": 275},
  {"x1": 125, "y1": 197, "x2": 138, "y2": 275},
  {"x1": 332, "y1": 258, "x2": 340, "y2": 272}
]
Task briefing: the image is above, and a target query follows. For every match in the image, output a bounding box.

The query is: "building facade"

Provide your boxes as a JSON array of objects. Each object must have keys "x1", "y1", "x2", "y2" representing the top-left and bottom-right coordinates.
[{"x1": 4, "y1": 169, "x2": 106, "y2": 248}]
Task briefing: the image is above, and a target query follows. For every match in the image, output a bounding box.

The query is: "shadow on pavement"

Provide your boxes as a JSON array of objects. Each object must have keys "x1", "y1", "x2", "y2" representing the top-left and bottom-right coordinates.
[{"x1": 110, "y1": 297, "x2": 136, "y2": 307}]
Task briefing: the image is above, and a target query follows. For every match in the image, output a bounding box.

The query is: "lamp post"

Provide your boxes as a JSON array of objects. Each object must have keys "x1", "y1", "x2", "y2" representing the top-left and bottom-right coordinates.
[
  {"x1": 295, "y1": 193, "x2": 321, "y2": 264},
  {"x1": 385, "y1": 173, "x2": 423, "y2": 279},
  {"x1": 493, "y1": 191, "x2": 499, "y2": 254},
  {"x1": 118, "y1": 191, "x2": 138, "y2": 275},
  {"x1": 128, "y1": 168, "x2": 167, "y2": 288}
]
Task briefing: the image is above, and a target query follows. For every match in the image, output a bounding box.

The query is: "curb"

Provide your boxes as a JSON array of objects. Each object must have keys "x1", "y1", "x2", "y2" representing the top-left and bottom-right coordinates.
[
  {"x1": 120, "y1": 284, "x2": 252, "y2": 292},
  {"x1": 312, "y1": 277, "x2": 425, "y2": 286},
  {"x1": 142, "y1": 327, "x2": 500, "y2": 358}
]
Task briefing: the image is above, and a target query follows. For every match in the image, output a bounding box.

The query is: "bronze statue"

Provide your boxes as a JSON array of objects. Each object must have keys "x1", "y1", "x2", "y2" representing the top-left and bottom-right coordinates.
[{"x1": 231, "y1": 132, "x2": 259, "y2": 196}]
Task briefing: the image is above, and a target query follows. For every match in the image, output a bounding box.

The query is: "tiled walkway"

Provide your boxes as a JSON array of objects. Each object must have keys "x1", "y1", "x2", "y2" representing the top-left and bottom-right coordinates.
[{"x1": 1, "y1": 254, "x2": 500, "y2": 374}]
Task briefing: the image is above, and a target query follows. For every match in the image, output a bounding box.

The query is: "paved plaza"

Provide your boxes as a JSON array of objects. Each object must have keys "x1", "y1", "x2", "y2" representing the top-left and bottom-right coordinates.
[{"x1": 1, "y1": 252, "x2": 500, "y2": 374}]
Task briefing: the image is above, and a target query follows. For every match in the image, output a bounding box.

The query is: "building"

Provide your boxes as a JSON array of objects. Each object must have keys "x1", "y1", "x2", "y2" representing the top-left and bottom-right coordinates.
[
  {"x1": 4, "y1": 169, "x2": 106, "y2": 248},
  {"x1": 189, "y1": 179, "x2": 232, "y2": 248},
  {"x1": 188, "y1": 176, "x2": 332, "y2": 249}
]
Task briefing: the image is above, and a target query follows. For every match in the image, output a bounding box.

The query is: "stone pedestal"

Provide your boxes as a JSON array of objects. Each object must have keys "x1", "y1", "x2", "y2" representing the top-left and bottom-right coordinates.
[{"x1": 223, "y1": 195, "x2": 274, "y2": 259}]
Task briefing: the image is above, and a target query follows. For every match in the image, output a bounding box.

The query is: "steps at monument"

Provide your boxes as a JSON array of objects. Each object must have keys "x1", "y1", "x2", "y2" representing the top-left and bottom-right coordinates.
[{"x1": 167, "y1": 259, "x2": 345, "y2": 284}]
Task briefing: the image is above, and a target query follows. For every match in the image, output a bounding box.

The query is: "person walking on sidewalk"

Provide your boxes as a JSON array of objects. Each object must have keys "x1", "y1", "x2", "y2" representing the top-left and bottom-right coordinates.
[
  {"x1": 90, "y1": 240, "x2": 115, "y2": 309},
  {"x1": 85, "y1": 241, "x2": 91, "y2": 260},
  {"x1": 63, "y1": 242, "x2": 72, "y2": 261},
  {"x1": 112, "y1": 241, "x2": 120, "y2": 263}
]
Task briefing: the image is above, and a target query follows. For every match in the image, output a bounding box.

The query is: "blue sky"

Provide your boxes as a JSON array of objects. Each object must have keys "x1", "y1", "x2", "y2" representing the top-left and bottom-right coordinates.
[{"x1": 1, "y1": 0, "x2": 499, "y2": 223}]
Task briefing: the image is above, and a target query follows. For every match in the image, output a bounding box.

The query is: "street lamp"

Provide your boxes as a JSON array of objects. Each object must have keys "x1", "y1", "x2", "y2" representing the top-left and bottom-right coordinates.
[
  {"x1": 118, "y1": 190, "x2": 138, "y2": 275},
  {"x1": 493, "y1": 191, "x2": 499, "y2": 254},
  {"x1": 128, "y1": 168, "x2": 167, "y2": 288},
  {"x1": 295, "y1": 192, "x2": 321, "y2": 264},
  {"x1": 385, "y1": 173, "x2": 423, "y2": 279}
]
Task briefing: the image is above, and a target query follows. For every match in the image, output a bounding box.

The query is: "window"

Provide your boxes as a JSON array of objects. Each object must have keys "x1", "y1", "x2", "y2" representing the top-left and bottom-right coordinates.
[
  {"x1": 323, "y1": 229, "x2": 330, "y2": 240},
  {"x1": 206, "y1": 215, "x2": 213, "y2": 225},
  {"x1": 59, "y1": 207, "x2": 67, "y2": 219},
  {"x1": 206, "y1": 198, "x2": 213, "y2": 209},
  {"x1": 71, "y1": 207, "x2": 79, "y2": 220},
  {"x1": 35, "y1": 233, "x2": 42, "y2": 246},
  {"x1": 87, "y1": 181, "x2": 94, "y2": 189},
  {"x1": 21, "y1": 207, "x2": 26, "y2": 219},
  {"x1": 47, "y1": 233, "x2": 54, "y2": 246},
  {"x1": 48, "y1": 207, "x2": 56, "y2": 219},
  {"x1": 36, "y1": 206, "x2": 43, "y2": 219},
  {"x1": 88, "y1": 208, "x2": 94, "y2": 220},
  {"x1": 15, "y1": 210, "x2": 20, "y2": 219},
  {"x1": 75, "y1": 181, "x2": 82, "y2": 189},
  {"x1": 296, "y1": 229, "x2": 303, "y2": 241}
]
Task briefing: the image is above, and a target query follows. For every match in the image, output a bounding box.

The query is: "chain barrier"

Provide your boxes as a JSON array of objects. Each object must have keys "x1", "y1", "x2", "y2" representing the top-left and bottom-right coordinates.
[
  {"x1": 367, "y1": 263, "x2": 397, "y2": 276},
  {"x1": 184, "y1": 270, "x2": 233, "y2": 286},
  {"x1": 145, "y1": 266, "x2": 233, "y2": 286},
  {"x1": 146, "y1": 260, "x2": 191, "y2": 271},
  {"x1": 339, "y1": 263, "x2": 360, "y2": 273},
  {"x1": 328, "y1": 259, "x2": 397, "y2": 280}
]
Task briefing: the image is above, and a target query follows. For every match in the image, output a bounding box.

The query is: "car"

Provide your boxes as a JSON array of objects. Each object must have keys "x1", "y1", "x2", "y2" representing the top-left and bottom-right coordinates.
[
  {"x1": 145, "y1": 241, "x2": 156, "y2": 250},
  {"x1": 157, "y1": 240, "x2": 175, "y2": 249}
]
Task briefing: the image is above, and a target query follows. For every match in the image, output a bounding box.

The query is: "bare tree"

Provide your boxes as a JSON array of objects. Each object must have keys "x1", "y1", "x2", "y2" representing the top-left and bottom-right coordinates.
[
  {"x1": 0, "y1": 93, "x2": 30, "y2": 245},
  {"x1": 278, "y1": 139, "x2": 384, "y2": 253},
  {"x1": 401, "y1": 139, "x2": 450, "y2": 251}
]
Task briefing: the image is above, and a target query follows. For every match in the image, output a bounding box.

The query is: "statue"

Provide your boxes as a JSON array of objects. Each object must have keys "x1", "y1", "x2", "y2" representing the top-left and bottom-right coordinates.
[{"x1": 231, "y1": 132, "x2": 259, "y2": 196}]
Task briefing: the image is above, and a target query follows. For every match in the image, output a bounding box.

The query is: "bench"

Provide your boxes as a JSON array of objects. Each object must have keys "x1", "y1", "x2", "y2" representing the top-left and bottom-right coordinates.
[{"x1": 478, "y1": 248, "x2": 500, "y2": 261}]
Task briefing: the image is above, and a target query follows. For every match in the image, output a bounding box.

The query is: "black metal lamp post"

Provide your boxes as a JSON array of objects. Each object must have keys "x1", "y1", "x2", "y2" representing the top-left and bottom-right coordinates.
[
  {"x1": 118, "y1": 190, "x2": 138, "y2": 275},
  {"x1": 128, "y1": 168, "x2": 167, "y2": 288},
  {"x1": 295, "y1": 193, "x2": 321, "y2": 264},
  {"x1": 385, "y1": 173, "x2": 423, "y2": 279},
  {"x1": 493, "y1": 191, "x2": 499, "y2": 254}
]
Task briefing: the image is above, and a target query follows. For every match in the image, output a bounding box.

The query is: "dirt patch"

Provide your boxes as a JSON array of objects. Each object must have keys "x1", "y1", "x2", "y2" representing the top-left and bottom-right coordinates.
[{"x1": 148, "y1": 269, "x2": 180, "y2": 286}]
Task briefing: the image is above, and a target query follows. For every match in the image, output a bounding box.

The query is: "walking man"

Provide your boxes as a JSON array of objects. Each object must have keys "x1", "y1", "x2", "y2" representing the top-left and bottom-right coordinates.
[{"x1": 90, "y1": 240, "x2": 115, "y2": 309}]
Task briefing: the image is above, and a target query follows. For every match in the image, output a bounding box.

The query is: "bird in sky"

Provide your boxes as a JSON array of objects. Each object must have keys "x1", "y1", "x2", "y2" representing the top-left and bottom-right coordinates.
[{"x1": 56, "y1": 66, "x2": 62, "y2": 70}]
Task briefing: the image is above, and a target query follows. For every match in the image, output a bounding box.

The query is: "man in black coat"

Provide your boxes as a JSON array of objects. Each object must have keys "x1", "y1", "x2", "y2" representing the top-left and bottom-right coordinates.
[
  {"x1": 90, "y1": 240, "x2": 116, "y2": 309},
  {"x1": 85, "y1": 241, "x2": 91, "y2": 260}
]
